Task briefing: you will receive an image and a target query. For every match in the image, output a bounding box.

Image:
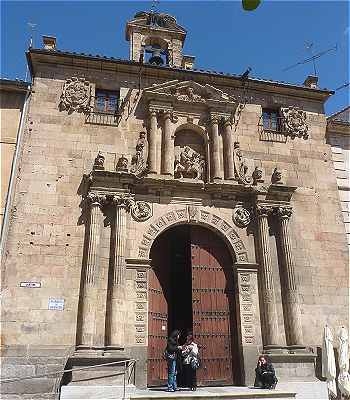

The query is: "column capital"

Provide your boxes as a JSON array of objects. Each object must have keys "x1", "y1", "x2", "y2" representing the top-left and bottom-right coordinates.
[
  {"x1": 87, "y1": 192, "x2": 106, "y2": 207},
  {"x1": 111, "y1": 194, "x2": 135, "y2": 211},
  {"x1": 148, "y1": 107, "x2": 158, "y2": 117},
  {"x1": 255, "y1": 204, "x2": 274, "y2": 218},
  {"x1": 275, "y1": 206, "x2": 293, "y2": 220}
]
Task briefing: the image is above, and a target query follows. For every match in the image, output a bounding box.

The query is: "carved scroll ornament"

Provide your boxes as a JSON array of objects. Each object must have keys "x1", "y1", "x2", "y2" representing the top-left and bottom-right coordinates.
[
  {"x1": 60, "y1": 77, "x2": 91, "y2": 113},
  {"x1": 174, "y1": 86, "x2": 206, "y2": 103},
  {"x1": 281, "y1": 106, "x2": 309, "y2": 139}
]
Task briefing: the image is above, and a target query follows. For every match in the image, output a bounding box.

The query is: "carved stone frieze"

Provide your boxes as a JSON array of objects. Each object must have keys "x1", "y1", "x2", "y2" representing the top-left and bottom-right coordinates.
[
  {"x1": 232, "y1": 206, "x2": 251, "y2": 228},
  {"x1": 281, "y1": 106, "x2": 309, "y2": 139},
  {"x1": 60, "y1": 77, "x2": 91, "y2": 113},
  {"x1": 174, "y1": 145, "x2": 205, "y2": 180},
  {"x1": 131, "y1": 201, "x2": 152, "y2": 222},
  {"x1": 130, "y1": 132, "x2": 148, "y2": 176}
]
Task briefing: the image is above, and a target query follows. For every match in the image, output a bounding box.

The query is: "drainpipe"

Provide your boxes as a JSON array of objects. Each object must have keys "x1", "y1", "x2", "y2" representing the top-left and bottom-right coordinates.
[{"x1": 0, "y1": 83, "x2": 32, "y2": 274}]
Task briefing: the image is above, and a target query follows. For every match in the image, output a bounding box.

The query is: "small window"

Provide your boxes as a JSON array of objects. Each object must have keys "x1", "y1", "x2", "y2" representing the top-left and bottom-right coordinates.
[
  {"x1": 262, "y1": 109, "x2": 280, "y2": 131},
  {"x1": 94, "y1": 90, "x2": 120, "y2": 114}
]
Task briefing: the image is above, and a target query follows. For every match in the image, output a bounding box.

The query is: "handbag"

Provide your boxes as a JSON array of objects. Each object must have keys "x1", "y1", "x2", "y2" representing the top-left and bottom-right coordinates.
[{"x1": 190, "y1": 356, "x2": 201, "y2": 370}]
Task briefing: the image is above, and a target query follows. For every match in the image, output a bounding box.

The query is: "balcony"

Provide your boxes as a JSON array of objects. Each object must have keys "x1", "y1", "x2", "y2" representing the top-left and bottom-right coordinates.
[
  {"x1": 258, "y1": 115, "x2": 287, "y2": 143},
  {"x1": 85, "y1": 96, "x2": 123, "y2": 126}
]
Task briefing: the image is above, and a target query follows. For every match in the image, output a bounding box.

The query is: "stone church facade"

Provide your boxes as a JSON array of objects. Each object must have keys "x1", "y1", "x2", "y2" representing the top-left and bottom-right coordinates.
[{"x1": 1, "y1": 10, "x2": 349, "y2": 396}]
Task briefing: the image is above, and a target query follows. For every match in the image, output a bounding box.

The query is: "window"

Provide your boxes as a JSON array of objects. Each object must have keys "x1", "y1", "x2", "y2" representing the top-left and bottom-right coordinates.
[
  {"x1": 262, "y1": 109, "x2": 280, "y2": 131},
  {"x1": 94, "y1": 90, "x2": 120, "y2": 114}
]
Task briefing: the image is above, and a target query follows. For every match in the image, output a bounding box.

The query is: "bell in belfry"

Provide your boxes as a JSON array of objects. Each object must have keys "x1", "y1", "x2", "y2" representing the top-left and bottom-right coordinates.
[{"x1": 148, "y1": 46, "x2": 164, "y2": 65}]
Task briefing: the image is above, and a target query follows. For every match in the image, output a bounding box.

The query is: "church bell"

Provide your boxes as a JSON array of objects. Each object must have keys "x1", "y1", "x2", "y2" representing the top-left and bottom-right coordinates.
[{"x1": 148, "y1": 48, "x2": 164, "y2": 65}]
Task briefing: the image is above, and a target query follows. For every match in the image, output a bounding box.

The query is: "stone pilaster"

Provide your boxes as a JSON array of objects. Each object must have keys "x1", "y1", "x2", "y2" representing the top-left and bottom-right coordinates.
[
  {"x1": 276, "y1": 206, "x2": 303, "y2": 346},
  {"x1": 235, "y1": 263, "x2": 262, "y2": 386},
  {"x1": 106, "y1": 194, "x2": 133, "y2": 347},
  {"x1": 161, "y1": 111, "x2": 174, "y2": 176},
  {"x1": 222, "y1": 118, "x2": 235, "y2": 180},
  {"x1": 255, "y1": 205, "x2": 280, "y2": 346},
  {"x1": 78, "y1": 193, "x2": 105, "y2": 348},
  {"x1": 148, "y1": 109, "x2": 158, "y2": 174},
  {"x1": 210, "y1": 115, "x2": 223, "y2": 180}
]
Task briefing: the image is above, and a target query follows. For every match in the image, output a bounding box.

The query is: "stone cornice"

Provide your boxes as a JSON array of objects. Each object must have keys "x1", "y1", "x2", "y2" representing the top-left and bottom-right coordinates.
[{"x1": 27, "y1": 49, "x2": 333, "y2": 103}]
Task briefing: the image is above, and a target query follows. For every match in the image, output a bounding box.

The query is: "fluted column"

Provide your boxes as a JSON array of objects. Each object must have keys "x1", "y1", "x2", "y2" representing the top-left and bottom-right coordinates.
[
  {"x1": 256, "y1": 205, "x2": 280, "y2": 346},
  {"x1": 210, "y1": 115, "x2": 223, "y2": 180},
  {"x1": 222, "y1": 118, "x2": 235, "y2": 180},
  {"x1": 107, "y1": 194, "x2": 133, "y2": 347},
  {"x1": 162, "y1": 111, "x2": 174, "y2": 176},
  {"x1": 148, "y1": 109, "x2": 158, "y2": 174},
  {"x1": 79, "y1": 193, "x2": 105, "y2": 348},
  {"x1": 276, "y1": 207, "x2": 303, "y2": 345}
]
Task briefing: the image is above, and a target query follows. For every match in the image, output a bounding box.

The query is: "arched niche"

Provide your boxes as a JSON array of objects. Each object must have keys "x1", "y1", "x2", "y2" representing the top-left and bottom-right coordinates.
[{"x1": 173, "y1": 123, "x2": 209, "y2": 182}]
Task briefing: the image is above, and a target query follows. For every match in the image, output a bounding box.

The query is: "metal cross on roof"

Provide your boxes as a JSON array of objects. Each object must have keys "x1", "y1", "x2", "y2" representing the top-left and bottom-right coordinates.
[{"x1": 150, "y1": 0, "x2": 160, "y2": 12}]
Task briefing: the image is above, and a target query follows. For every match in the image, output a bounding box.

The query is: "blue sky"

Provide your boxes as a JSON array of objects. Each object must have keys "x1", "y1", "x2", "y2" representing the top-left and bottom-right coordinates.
[{"x1": 1, "y1": 1, "x2": 349, "y2": 115}]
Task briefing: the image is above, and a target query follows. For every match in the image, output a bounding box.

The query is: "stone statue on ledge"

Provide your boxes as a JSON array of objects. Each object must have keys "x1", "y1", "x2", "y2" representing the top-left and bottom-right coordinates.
[{"x1": 131, "y1": 132, "x2": 148, "y2": 176}]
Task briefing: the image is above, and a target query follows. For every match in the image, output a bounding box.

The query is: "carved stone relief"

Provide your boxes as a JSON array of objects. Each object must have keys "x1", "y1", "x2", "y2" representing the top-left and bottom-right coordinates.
[
  {"x1": 281, "y1": 106, "x2": 309, "y2": 139},
  {"x1": 93, "y1": 151, "x2": 105, "y2": 171},
  {"x1": 131, "y1": 201, "x2": 152, "y2": 222},
  {"x1": 233, "y1": 142, "x2": 252, "y2": 185},
  {"x1": 138, "y1": 206, "x2": 248, "y2": 262},
  {"x1": 174, "y1": 86, "x2": 206, "y2": 103},
  {"x1": 174, "y1": 145, "x2": 205, "y2": 180},
  {"x1": 232, "y1": 207, "x2": 251, "y2": 228},
  {"x1": 60, "y1": 77, "x2": 91, "y2": 113}
]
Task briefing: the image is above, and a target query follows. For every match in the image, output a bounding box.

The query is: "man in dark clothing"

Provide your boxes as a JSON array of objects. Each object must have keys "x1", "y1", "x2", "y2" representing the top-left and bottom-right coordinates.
[
  {"x1": 254, "y1": 355, "x2": 278, "y2": 389},
  {"x1": 165, "y1": 330, "x2": 182, "y2": 392}
]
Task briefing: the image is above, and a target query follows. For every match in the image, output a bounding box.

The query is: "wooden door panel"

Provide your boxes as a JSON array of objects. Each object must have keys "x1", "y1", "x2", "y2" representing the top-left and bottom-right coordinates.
[
  {"x1": 191, "y1": 226, "x2": 235, "y2": 386},
  {"x1": 147, "y1": 239, "x2": 168, "y2": 386}
]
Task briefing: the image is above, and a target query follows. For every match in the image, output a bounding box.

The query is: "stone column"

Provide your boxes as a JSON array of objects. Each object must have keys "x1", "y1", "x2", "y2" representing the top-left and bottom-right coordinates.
[
  {"x1": 210, "y1": 115, "x2": 223, "y2": 180},
  {"x1": 276, "y1": 207, "x2": 303, "y2": 345},
  {"x1": 107, "y1": 195, "x2": 133, "y2": 347},
  {"x1": 256, "y1": 205, "x2": 280, "y2": 346},
  {"x1": 162, "y1": 111, "x2": 174, "y2": 176},
  {"x1": 148, "y1": 109, "x2": 158, "y2": 174},
  {"x1": 222, "y1": 118, "x2": 235, "y2": 180},
  {"x1": 79, "y1": 193, "x2": 105, "y2": 348}
]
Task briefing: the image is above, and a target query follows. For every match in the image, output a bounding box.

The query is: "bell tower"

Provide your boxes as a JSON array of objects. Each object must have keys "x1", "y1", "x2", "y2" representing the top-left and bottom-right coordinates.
[{"x1": 125, "y1": 10, "x2": 195, "y2": 68}]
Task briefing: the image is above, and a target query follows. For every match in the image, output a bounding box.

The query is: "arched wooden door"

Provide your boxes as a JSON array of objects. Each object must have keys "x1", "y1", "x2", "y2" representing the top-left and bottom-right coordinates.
[{"x1": 147, "y1": 225, "x2": 238, "y2": 387}]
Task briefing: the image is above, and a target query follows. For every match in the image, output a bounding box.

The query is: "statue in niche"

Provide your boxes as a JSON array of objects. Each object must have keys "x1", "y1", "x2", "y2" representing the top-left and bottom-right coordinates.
[
  {"x1": 130, "y1": 132, "x2": 148, "y2": 176},
  {"x1": 233, "y1": 142, "x2": 252, "y2": 185},
  {"x1": 174, "y1": 145, "x2": 205, "y2": 180}
]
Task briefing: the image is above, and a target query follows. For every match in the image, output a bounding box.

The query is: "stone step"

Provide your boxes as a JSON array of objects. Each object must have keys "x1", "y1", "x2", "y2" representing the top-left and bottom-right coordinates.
[
  {"x1": 59, "y1": 384, "x2": 136, "y2": 399},
  {"x1": 60, "y1": 386, "x2": 295, "y2": 400}
]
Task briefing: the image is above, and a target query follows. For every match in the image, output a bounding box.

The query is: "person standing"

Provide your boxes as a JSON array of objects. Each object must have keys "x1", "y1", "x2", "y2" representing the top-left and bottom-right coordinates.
[
  {"x1": 254, "y1": 355, "x2": 278, "y2": 389},
  {"x1": 165, "y1": 330, "x2": 182, "y2": 392},
  {"x1": 182, "y1": 332, "x2": 199, "y2": 391}
]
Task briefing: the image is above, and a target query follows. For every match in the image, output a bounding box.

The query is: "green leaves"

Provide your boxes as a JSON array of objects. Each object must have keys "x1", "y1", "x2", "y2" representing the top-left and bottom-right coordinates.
[{"x1": 242, "y1": 0, "x2": 261, "y2": 11}]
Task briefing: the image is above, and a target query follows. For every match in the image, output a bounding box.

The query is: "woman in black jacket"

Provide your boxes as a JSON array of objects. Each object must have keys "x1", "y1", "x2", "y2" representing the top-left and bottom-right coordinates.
[
  {"x1": 254, "y1": 355, "x2": 278, "y2": 389},
  {"x1": 165, "y1": 330, "x2": 182, "y2": 392}
]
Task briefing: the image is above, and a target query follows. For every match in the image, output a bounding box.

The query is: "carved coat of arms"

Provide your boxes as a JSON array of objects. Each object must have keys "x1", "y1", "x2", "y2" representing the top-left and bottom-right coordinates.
[
  {"x1": 60, "y1": 77, "x2": 91, "y2": 113},
  {"x1": 281, "y1": 106, "x2": 309, "y2": 139}
]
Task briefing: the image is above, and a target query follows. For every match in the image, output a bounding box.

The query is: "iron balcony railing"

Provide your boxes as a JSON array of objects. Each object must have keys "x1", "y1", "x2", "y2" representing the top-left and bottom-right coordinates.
[
  {"x1": 258, "y1": 115, "x2": 288, "y2": 143},
  {"x1": 1, "y1": 358, "x2": 137, "y2": 400},
  {"x1": 85, "y1": 97, "x2": 123, "y2": 126}
]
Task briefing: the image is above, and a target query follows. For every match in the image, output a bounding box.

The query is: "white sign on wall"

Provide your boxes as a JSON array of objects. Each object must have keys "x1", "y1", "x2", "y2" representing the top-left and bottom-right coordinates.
[
  {"x1": 20, "y1": 282, "x2": 41, "y2": 288},
  {"x1": 48, "y1": 298, "x2": 65, "y2": 311}
]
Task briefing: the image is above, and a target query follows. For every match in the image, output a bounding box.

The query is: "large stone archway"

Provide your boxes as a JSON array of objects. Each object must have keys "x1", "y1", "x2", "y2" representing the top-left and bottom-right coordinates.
[{"x1": 137, "y1": 205, "x2": 249, "y2": 263}]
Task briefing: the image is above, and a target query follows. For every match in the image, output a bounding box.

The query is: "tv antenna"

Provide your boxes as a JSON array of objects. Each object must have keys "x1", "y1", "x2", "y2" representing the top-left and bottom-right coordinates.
[
  {"x1": 27, "y1": 22, "x2": 37, "y2": 48},
  {"x1": 150, "y1": 0, "x2": 160, "y2": 12},
  {"x1": 283, "y1": 43, "x2": 337, "y2": 74},
  {"x1": 336, "y1": 82, "x2": 350, "y2": 91}
]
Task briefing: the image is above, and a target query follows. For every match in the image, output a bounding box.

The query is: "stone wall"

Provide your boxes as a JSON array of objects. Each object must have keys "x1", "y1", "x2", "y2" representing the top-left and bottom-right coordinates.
[{"x1": 1, "y1": 60, "x2": 348, "y2": 393}]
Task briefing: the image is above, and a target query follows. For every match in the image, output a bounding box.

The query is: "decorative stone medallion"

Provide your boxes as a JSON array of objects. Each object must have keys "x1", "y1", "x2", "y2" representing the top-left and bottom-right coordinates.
[
  {"x1": 60, "y1": 77, "x2": 91, "y2": 113},
  {"x1": 281, "y1": 106, "x2": 309, "y2": 139},
  {"x1": 131, "y1": 201, "x2": 152, "y2": 222},
  {"x1": 232, "y1": 206, "x2": 251, "y2": 228}
]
